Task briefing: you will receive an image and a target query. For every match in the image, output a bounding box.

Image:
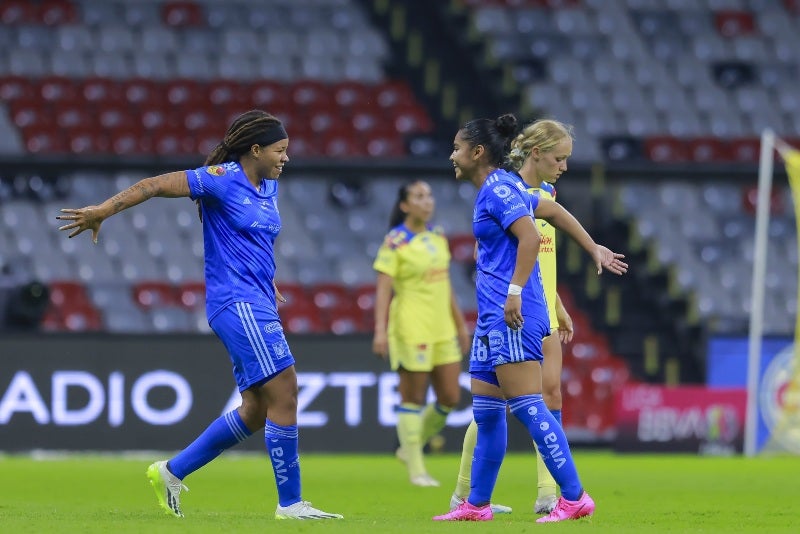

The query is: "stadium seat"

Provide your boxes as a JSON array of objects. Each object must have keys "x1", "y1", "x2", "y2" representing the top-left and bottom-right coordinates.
[
  {"x1": 132, "y1": 281, "x2": 177, "y2": 309},
  {"x1": 449, "y1": 234, "x2": 477, "y2": 263},
  {"x1": 177, "y1": 281, "x2": 205, "y2": 310},
  {"x1": 644, "y1": 136, "x2": 690, "y2": 162},
  {"x1": 687, "y1": 137, "x2": 733, "y2": 163},
  {"x1": 713, "y1": 11, "x2": 757, "y2": 38},
  {"x1": 161, "y1": 1, "x2": 205, "y2": 27},
  {"x1": 281, "y1": 307, "x2": 326, "y2": 334}
]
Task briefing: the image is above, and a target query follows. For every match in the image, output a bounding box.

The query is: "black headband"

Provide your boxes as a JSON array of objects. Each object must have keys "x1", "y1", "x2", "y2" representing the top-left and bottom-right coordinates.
[{"x1": 252, "y1": 123, "x2": 288, "y2": 147}]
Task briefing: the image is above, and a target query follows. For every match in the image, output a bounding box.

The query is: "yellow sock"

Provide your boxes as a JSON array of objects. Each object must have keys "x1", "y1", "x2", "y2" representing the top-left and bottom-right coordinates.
[
  {"x1": 421, "y1": 403, "x2": 451, "y2": 444},
  {"x1": 396, "y1": 403, "x2": 425, "y2": 478},
  {"x1": 454, "y1": 419, "x2": 477, "y2": 498},
  {"x1": 534, "y1": 441, "x2": 557, "y2": 498}
]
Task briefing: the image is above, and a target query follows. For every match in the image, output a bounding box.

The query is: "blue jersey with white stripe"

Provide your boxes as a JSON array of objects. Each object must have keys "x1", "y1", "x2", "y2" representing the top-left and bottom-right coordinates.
[
  {"x1": 472, "y1": 169, "x2": 549, "y2": 336},
  {"x1": 186, "y1": 161, "x2": 281, "y2": 322}
]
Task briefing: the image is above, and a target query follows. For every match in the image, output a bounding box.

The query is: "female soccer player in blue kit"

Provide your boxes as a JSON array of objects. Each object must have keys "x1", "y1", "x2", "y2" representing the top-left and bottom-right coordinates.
[
  {"x1": 57, "y1": 110, "x2": 342, "y2": 521},
  {"x1": 433, "y1": 114, "x2": 626, "y2": 523}
]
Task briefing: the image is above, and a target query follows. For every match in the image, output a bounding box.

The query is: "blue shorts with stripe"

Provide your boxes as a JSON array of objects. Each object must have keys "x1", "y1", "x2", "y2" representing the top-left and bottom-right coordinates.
[
  {"x1": 209, "y1": 302, "x2": 295, "y2": 392},
  {"x1": 469, "y1": 317, "x2": 550, "y2": 385}
]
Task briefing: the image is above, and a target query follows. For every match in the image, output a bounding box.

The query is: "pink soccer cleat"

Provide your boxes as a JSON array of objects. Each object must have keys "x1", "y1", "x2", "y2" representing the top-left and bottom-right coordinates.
[
  {"x1": 433, "y1": 500, "x2": 493, "y2": 521},
  {"x1": 536, "y1": 491, "x2": 595, "y2": 523}
]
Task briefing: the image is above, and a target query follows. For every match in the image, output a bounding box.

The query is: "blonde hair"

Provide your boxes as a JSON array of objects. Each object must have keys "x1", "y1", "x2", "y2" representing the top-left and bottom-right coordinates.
[{"x1": 506, "y1": 119, "x2": 574, "y2": 171}]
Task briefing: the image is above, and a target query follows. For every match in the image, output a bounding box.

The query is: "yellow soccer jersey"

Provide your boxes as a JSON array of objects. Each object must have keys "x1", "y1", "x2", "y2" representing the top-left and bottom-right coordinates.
[
  {"x1": 373, "y1": 225, "x2": 455, "y2": 345},
  {"x1": 529, "y1": 182, "x2": 558, "y2": 330}
]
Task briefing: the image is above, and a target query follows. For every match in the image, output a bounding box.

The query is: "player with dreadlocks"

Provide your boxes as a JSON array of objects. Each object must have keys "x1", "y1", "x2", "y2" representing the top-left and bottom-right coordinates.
[{"x1": 57, "y1": 110, "x2": 343, "y2": 521}]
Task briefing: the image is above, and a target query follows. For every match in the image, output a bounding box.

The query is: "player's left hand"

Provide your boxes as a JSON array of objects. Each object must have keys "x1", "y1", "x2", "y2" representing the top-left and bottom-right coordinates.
[
  {"x1": 273, "y1": 281, "x2": 287, "y2": 303},
  {"x1": 556, "y1": 311, "x2": 574, "y2": 344},
  {"x1": 592, "y1": 245, "x2": 628, "y2": 275}
]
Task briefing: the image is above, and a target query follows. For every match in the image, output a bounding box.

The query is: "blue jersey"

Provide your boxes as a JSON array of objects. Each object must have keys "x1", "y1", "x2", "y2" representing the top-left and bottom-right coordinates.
[
  {"x1": 472, "y1": 169, "x2": 549, "y2": 336},
  {"x1": 186, "y1": 161, "x2": 281, "y2": 322}
]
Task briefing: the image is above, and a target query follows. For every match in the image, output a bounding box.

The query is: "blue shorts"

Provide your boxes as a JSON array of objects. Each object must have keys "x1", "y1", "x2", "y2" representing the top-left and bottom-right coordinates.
[
  {"x1": 209, "y1": 302, "x2": 296, "y2": 392},
  {"x1": 469, "y1": 317, "x2": 550, "y2": 385}
]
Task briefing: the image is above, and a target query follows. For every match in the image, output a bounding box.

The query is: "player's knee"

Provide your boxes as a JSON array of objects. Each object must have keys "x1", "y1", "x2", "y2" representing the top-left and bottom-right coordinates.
[{"x1": 542, "y1": 389, "x2": 562, "y2": 410}]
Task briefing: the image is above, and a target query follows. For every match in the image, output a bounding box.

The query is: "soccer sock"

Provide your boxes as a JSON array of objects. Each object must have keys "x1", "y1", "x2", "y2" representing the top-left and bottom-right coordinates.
[
  {"x1": 509, "y1": 395, "x2": 582, "y2": 501},
  {"x1": 168, "y1": 409, "x2": 252, "y2": 480},
  {"x1": 265, "y1": 420, "x2": 301, "y2": 507},
  {"x1": 454, "y1": 419, "x2": 477, "y2": 499},
  {"x1": 535, "y1": 409, "x2": 561, "y2": 498},
  {"x1": 421, "y1": 402, "x2": 452, "y2": 444},
  {"x1": 468, "y1": 396, "x2": 507, "y2": 507},
  {"x1": 396, "y1": 403, "x2": 426, "y2": 477}
]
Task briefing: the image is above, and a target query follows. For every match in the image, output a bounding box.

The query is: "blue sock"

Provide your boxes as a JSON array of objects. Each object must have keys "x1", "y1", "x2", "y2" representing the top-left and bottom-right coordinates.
[
  {"x1": 508, "y1": 395, "x2": 582, "y2": 500},
  {"x1": 468, "y1": 396, "x2": 507, "y2": 506},
  {"x1": 265, "y1": 420, "x2": 301, "y2": 507},
  {"x1": 550, "y1": 409, "x2": 562, "y2": 427},
  {"x1": 168, "y1": 410, "x2": 252, "y2": 480}
]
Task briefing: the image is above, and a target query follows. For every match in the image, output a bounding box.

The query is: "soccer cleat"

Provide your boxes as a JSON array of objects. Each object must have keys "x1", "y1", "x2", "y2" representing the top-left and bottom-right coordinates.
[
  {"x1": 450, "y1": 493, "x2": 512, "y2": 514},
  {"x1": 536, "y1": 491, "x2": 595, "y2": 523},
  {"x1": 410, "y1": 473, "x2": 440, "y2": 487},
  {"x1": 534, "y1": 494, "x2": 558, "y2": 514},
  {"x1": 433, "y1": 500, "x2": 493, "y2": 521},
  {"x1": 146, "y1": 461, "x2": 188, "y2": 518},
  {"x1": 275, "y1": 501, "x2": 343, "y2": 520}
]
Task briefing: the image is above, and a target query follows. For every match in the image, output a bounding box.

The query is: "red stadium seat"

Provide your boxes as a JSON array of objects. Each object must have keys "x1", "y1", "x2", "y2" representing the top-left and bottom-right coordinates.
[
  {"x1": 37, "y1": 0, "x2": 78, "y2": 25},
  {"x1": 97, "y1": 103, "x2": 136, "y2": 130},
  {"x1": 164, "y1": 79, "x2": 207, "y2": 108},
  {"x1": 374, "y1": 81, "x2": 416, "y2": 109},
  {"x1": 333, "y1": 81, "x2": 374, "y2": 109},
  {"x1": 54, "y1": 103, "x2": 93, "y2": 129},
  {"x1": 463, "y1": 309, "x2": 478, "y2": 333},
  {"x1": 133, "y1": 281, "x2": 178, "y2": 309},
  {"x1": 48, "y1": 280, "x2": 91, "y2": 309},
  {"x1": 38, "y1": 76, "x2": 79, "y2": 104},
  {"x1": 22, "y1": 125, "x2": 67, "y2": 153},
  {"x1": 150, "y1": 128, "x2": 197, "y2": 155},
  {"x1": 714, "y1": 10, "x2": 757, "y2": 37},
  {"x1": 393, "y1": 105, "x2": 434, "y2": 134},
  {"x1": 207, "y1": 80, "x2": 249, "y2": 108},
  {"x1": 274, "y1": 282, "x2": 313, "y2": 311},
  {"x1": 367, "y1": 135, "x2": 406, "y2": 157},
  {"x1": 323, "y1": 131, "x2": 367, "y2": 157},
  {"x1": 449, "y1": 233, "x2": 477, "y2": 263},
  {"x1": 248, "y1": 80, "x2": 289, "y2": 110},
  {"x1": 66, "y1": 125, "x2": 109, "y2": 154},
  {"x1": 123, "y1": 78, "x2": 161, "y2": 106},
  {"x1": 81, "y1": 77, "x2": 123, "y2": 104},
  {"x1": 62, "y1": 305, "x2": 103, "y2": 332},
  {"x1": 688, "y1": 137, "x2": 733, "y2": 163},
  {"x1": 290, "y1": 80, "x2": 331, "y2": 109},
  {"x1": 281, "y1": 307, "x2": 326, "y2": 334},
  {"x1": 729, "y1": 137, "x2": 760, "y2": 162},
  {"x1": 162, "y1": 1, "x2": 205, "y2": 27},
  {"x1": 644, "y1": 136, "x2": 689, "y2": 162},
  {"x1": 109, "y1": 127, "x2": 151, "y2": 155},
  {"x1": 0, "y1": 0, "x2": 37, "y2": 24},
  {"x1": 309, "y1": 283, "x2": 354, "y2": 312},
  {"x1": 785, "y1": 0, "x2": 800, "y2": 15},
  {"x1": 328, "y1": 307, "x2": 369, "y2": 335},
  {"x1": 0, "y1": 75, "x2": 34, "y2": 102},
  {"x1": 177, "y1": 281, "x2": 206, "y2": 310}
]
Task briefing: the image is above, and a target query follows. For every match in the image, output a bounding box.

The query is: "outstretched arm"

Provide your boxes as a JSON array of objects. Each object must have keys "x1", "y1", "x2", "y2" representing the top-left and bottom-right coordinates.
[
  {"x1": 534, "y1": 198, "x2": 628, "y2": 276},
  {"x1": 57, "y1": 171, "x2": 191, "y2": 243}
]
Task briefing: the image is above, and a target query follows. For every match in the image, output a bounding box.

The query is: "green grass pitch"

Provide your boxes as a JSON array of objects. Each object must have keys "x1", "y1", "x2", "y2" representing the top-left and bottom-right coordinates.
[{"x1": 0, "y1": 451, "x2": 797, "y2": 533}]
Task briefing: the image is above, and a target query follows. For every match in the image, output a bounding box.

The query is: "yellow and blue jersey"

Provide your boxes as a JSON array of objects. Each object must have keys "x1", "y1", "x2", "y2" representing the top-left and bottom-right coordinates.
[
  {"x1": 529, "y1": 181, "x2": 559, "y2": 330},
  {"x1": 373, "y1": 224, "x2": 456, "y2": 345}
]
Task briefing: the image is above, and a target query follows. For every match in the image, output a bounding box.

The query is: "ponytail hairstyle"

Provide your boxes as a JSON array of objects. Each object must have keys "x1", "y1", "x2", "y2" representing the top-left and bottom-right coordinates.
[
  {"x1": 458, "y1": 113, "x2": 519, "y2": 168},
  {"x1": 388, "y1": 181, "x2": 421, "y2": 229},
  {"x1": 197, "y1": 110, "x2": 287, "y2": 220},
  {"x1": 506, "y1": 119, "x2": 574, "y2": 172}
]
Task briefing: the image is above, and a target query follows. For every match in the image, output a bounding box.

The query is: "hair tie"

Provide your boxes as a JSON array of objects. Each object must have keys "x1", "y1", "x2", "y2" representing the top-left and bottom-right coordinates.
[{"x1": 510, "y1": 147, "x2": 524, "y2": 158}]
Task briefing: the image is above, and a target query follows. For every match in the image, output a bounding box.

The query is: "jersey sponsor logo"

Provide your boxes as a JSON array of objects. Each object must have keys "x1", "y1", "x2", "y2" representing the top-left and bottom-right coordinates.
[
  {"x1": 243, "y1": 197, "x2": 252, "y2": 204},
  {"x1": 264, "y1": 321, "x2": 282, "y2": 334},
  {"x1": 502, "y1": 203, "x2": 525, "y2": 215},
  {"x1": 206, "y1": 165, "x2": 226, "y2": 176},
  {"x1": 492, "y1": 185, "x2": 511, "y2": 198},
  {"x1": 488, "y1": 330, "x2": 505, "y2": 351}
]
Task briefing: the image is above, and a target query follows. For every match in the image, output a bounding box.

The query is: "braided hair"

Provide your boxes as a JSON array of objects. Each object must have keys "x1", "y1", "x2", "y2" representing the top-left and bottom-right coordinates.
[
  {"x1": 197, "y1": 110, "x2": 285, "y2": 220},
  {"x1": 204, "y1": 109, "x2": 284, "y2": 166}
]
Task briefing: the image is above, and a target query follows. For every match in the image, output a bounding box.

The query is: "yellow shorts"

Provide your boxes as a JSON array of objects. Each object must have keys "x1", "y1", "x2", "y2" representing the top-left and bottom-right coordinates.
[{"x1": 388, "y1": 337, "x2": 463, "y2": 372}]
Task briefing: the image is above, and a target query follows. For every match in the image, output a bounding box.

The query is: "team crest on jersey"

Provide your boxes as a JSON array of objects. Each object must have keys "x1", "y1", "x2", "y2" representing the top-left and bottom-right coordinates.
[
  {"x1": 206, "y1": 165, "x2": 226, "y2": 176},
  {"x1": 488, "y1": 330, "x2": 505, "y2": 350},
  {"x1": 493, "y1": 185, "x2": 511, "y2": 198}
]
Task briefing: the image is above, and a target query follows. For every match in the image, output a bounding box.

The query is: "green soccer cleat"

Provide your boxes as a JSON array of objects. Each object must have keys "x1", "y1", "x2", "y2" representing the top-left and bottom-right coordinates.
[{"x1": 146, "y1": 461, "x2": 188, "y2": 518}]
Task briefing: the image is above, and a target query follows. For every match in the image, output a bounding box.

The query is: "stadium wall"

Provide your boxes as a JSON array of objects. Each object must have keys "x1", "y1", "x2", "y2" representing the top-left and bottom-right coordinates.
[{"x1": 0, "y1": 333, "x2": 541, "y2": 453}]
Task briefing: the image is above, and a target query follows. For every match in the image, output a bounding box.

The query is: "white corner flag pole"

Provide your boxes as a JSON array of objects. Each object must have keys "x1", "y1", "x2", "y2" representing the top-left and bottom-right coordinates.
[{"x1": 745, "y1": 128, "x2": 775, "y2": 457}]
